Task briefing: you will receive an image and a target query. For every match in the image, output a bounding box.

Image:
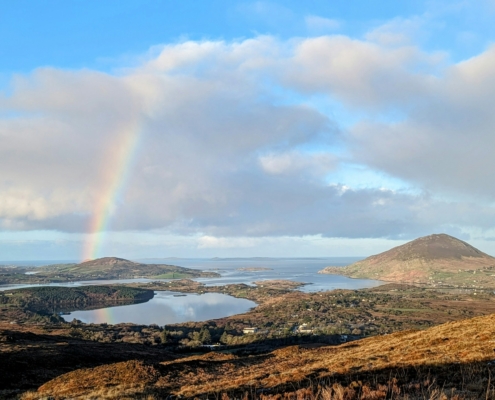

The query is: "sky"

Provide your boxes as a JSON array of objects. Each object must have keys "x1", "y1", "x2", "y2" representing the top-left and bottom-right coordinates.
[{"x1": 2, "y1": 0, "x2": 495, "y2": 261}]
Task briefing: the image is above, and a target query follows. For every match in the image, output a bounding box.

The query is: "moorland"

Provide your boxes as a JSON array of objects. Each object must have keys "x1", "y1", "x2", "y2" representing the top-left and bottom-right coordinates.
[
  {"x1": 2, "y1": 234, "x2": 495, "y2": 399},
  {"x1": 3, "y1": 281, "x2": 495, "y2": 399}
]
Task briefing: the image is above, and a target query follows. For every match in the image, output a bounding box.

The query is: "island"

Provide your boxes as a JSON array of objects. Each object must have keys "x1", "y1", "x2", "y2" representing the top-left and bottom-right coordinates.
[{"x1": 0, "y1": 257, "x2": 219, "y2": 285}]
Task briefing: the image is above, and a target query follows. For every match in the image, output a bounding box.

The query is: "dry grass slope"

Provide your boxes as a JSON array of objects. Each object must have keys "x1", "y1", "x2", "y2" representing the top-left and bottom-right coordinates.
[{"x1": 32, "y1": 313, "x2": 495, "y2": 399}]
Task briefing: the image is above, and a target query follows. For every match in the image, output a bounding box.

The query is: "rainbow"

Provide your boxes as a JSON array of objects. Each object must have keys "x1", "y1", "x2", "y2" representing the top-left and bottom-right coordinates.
[
  {"x1": 82, "y1": 122, "x2": 142, "y2": 261},
  {"x1": 94, "y1": 307, "x2": 114, "y2": 324}
]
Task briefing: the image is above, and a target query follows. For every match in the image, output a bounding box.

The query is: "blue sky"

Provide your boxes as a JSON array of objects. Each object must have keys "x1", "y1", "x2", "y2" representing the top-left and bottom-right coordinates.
[
  {"x1": 1, "y1": 0, "x2": 495, "y2": 261},
  {"x1": 3, "y1": 0, "x2": 494, "y2": 72}
]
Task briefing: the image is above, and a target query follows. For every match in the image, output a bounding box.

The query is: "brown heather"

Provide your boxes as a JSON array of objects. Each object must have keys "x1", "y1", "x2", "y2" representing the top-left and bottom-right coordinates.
[{"x1": 32, "y1": 313, "x2": 495, "y2": 399}]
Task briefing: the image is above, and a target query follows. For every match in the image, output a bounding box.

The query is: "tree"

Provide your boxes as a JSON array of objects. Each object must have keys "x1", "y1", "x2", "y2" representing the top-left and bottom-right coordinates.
[
  {"x1": 219, "y1": 331, "x2": 229, "y2": 344},
  {"x1": 160, "y1": 329, "x2": 169, "y2": 344},
  {"x1": 199, "y1": 327, "x2": 211, "y2": 344}
]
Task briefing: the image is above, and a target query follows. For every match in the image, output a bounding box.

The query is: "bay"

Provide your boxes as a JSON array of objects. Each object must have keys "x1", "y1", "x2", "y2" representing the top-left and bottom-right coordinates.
[{"x1": 137, "y1": 257, "x2": 382, "y2": 292}]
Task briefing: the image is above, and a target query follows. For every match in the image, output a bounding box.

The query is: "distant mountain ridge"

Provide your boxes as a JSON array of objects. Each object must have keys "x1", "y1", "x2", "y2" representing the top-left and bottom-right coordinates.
[{"x1": 319, "y1": 234, "x2": 495, "y2": 287}]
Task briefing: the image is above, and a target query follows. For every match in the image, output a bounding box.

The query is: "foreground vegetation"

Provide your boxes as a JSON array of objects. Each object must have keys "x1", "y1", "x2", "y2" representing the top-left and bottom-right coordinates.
[
  {"x1": 2, "y1": 282, "x2": 495, "y2": 398},
  {"x1": 3, "y1": 282, "x2": 495, "y2": 348},
  {"x1": 16, "y1": 313, "x2": 495, "y2": 399},
  {"x1": 157, "y1": 283, "x2": 495, "y2": 347}
]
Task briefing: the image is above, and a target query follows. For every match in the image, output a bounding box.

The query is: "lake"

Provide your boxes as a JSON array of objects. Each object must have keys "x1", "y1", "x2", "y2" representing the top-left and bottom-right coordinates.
[{"x1": 62, "y1": 291, "x2": 256, "y2": 325}]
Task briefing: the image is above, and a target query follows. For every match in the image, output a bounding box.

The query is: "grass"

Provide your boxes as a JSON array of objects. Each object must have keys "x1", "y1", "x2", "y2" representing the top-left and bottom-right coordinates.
[
  {"x1": 29, "y1": 312, "x2": 495, "y2": 399},
  {"x1": 6, "y1": 284, "x2": 495, "y2": 399}
]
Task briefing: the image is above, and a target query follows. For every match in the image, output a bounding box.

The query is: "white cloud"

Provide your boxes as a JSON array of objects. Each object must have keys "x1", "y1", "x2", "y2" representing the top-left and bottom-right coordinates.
[
  {"x1": 349, "y1": 44, "x2": 495, "y2": 200},
  {"x1": 282, "y1": 35, "x2": 439, "y2": 109},
  {"x1": 1, "y1": 34, "x2": 495, "y2": 243},
  {"x1": 305, "y1": 15, "x2": 341, "y2": 33},
  {"x1": 259, "y1": 151, "x2": 335, "y2": 176},
  {"x1": 365, "y1": 16, "x2": 425, "y2": 46},
  {"x1": 197, "y1": 236, "x2": 259, "y2": 249}
]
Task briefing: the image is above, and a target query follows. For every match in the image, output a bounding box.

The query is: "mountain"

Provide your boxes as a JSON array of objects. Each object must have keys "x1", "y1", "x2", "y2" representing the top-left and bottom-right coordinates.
[
  {"x1": 38, "y1": 257, "x2": 219, "y2": 280},
  {"x1": 79, "y1": 256, "x2": 135, "y2": 266},
  {"x1": 34, "y1": 312, "x2": 495, "y2": 398},
  {"x1": 319, "y1": 233, "x2": 495, "y2": 287}
]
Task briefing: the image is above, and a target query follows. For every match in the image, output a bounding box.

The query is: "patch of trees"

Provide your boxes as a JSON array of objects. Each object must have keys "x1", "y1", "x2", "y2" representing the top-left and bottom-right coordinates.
[{"x1": 0, "y1": 286, "x2": 154, "y2": 309}]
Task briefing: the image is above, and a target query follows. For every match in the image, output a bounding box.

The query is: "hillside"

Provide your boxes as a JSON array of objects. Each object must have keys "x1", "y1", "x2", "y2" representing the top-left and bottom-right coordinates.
[
  {"x1": 29, "y1": 312, "x2": 495, "y2": 399},
  {"x1": 319, "y1": 233, "x2": 495, "y2": 287},
  {"x1": 0, "y1": 323, "x2": 178, "y2": 398},
  {"x1": 5, "y1": 283, "x2": 495, "y2": 398}
]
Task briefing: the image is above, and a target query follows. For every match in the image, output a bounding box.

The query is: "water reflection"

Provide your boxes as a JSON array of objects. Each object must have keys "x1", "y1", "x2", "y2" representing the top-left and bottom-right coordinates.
[{"x1": 62, "y1": 292, "x2": 256, "y2": 325}]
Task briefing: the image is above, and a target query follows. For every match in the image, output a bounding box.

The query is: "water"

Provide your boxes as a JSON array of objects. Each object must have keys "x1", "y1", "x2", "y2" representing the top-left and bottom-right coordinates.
[
  {"x1": 62, "y1": 291, "x2": 256, "y2": 325},
  {"x1": 0, "y1": 260, "x2": 77, "y2": 267},
  {"x1": 0, "y1": 257, "x2": 383, "y2": 293},
  {"x1": 0, "y1": 257, "x2": 381, "y2": 293},
  {"x1": 137, "y1": 257, "x2": 381, "y2": 292},
  {"x1": 1, "y1": 257, "x2": 383, "y2": 325}
]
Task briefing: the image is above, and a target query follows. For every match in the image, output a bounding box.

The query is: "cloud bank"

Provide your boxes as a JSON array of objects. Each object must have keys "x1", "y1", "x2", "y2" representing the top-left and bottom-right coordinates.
[{"x1": 1, "y1": 34, "x2": 495, "y2": 241}]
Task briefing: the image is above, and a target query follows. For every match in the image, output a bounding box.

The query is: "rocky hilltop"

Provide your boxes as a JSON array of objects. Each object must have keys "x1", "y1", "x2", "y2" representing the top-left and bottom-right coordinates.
[{"x1": 319, "y1": 233, "x2": 495, "y2": 287}]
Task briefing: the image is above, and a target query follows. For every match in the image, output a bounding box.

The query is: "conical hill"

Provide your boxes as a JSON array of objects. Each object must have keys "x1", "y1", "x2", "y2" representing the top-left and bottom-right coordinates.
[{"x1": 320, "y1": 234, "x2": 495, "y2": 287}]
